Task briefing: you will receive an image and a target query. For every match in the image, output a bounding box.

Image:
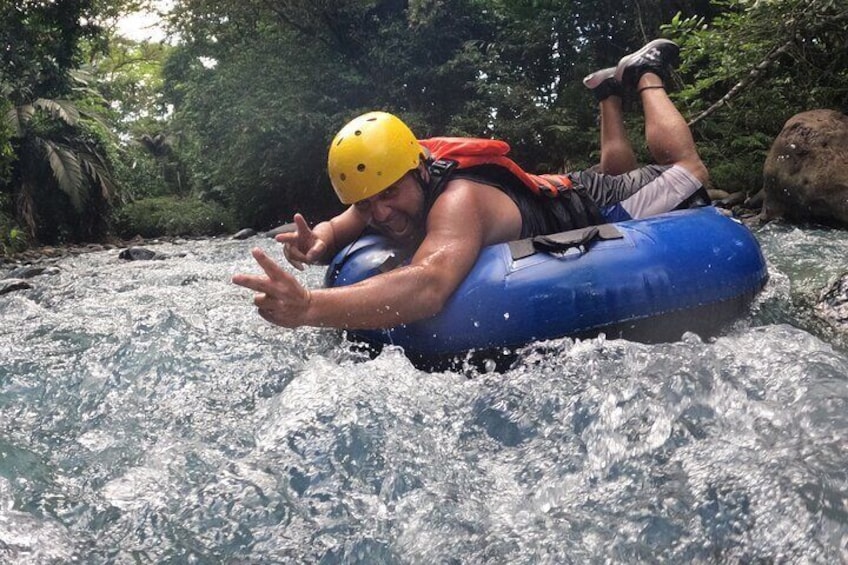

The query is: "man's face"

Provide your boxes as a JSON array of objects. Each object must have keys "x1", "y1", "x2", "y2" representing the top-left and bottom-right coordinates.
[{"x1": 353, "y1": 171, "x2": 426, "y2": 245}]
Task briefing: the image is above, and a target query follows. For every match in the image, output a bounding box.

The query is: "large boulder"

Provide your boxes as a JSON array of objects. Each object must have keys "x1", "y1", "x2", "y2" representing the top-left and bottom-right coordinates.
[{"x1": 762, "y1": 109, "x2": 848, "y2": 226}]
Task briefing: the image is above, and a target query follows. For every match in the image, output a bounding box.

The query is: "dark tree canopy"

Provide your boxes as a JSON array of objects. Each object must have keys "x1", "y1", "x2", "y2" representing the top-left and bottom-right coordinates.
[
  {"x1": 159, "y1": 0, "x2": 725, "y2": 228},
  {"x1": 0, "y1": 0, "x2": 104, "y2": 101},
  {"x1": 1, "y1": 0, "x2": 846, "y2": 246},
  {"x1": 0, "y1": 1, "x2": 120, "y2": 245}
]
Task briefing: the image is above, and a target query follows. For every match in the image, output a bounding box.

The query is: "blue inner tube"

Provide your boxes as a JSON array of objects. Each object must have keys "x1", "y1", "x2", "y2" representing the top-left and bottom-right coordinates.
[{"x1": 325, "y1": 207, "x2": 768, "y2": 365}]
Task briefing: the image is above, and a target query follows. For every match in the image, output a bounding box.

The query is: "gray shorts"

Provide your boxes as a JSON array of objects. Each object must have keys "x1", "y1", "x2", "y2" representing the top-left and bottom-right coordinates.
[{"x1": 568, "y1": 164, "x2": 703, "y2": 220}]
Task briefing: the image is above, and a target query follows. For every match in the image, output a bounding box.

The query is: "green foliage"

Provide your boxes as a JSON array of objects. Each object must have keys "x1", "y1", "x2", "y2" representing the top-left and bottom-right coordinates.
[
  {"x1": 6, "y1": 0, "x2": 846, "y2": 242},
  {"x1": 663, "y1": 0, "x2": 848, "y2": 193},
  {"x1": 0, "y1": 224, "x2": 28, "y2": 256},
  {"x1": 0, "y1": 98, "x2": 14, "y2": 186},
  {"x1": 160, "y1": 0, "x2": 504, "y2": 227},
  {"x1": 110, "y1": 143, "x2": 171, "y2": 200},
  {"x1": 0, "y1": 0, "x2": 128, "y2": 245},
  {"x1": 113, "y1": 195, "x2": 236, "y2": 238},
  {"x1": 158, "y1": 0, "x2": 721, "y2": 227},
  {"x1": 82, "y1": 32, "x2": 192, "y2": 202},
  {"x1": 0, "y1": 194, "x2": 28, "y2": 256},
  {"x1": 87, "y1": 38, "x2": 172, "y2": 134},
  {"x1": 4, "y1": 95, "x2": 119, "y2": 242},
  {"x1": 0, "y1": 0, "x2": 103, "y2": 101}
]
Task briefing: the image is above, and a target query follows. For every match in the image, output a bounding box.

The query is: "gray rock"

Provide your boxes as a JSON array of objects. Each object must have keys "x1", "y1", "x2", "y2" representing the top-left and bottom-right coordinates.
[
  {"x1": 264, "y1": 223, "x2": 296, "y2": 238},
  {"x1": 762, "y1": 109, "x2": 848, "y2": 226},
  {"x1": 717, "y1": 191, "x2": 747, "y2": 208},
  {"x1": 5, "y1": 265, "x2": 48, "y2": 279},
  {"x1": 816, "y1": 273, "x2": 848, "y2": 326},
  {"x1": 233, "y1": 228, "x2": 257, "y2": 240},
  {"x1": 118, "y1": 247, "x2": 159, "y2": 261},
  {"x1": 0, "y1": 279, "x2": 33, "y2": 295}
]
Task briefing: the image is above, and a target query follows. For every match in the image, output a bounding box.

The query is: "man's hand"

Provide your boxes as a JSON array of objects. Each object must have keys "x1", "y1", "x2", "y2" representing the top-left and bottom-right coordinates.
[
  {"x1": 276, "y1": 213, "x2": 328, "y2": 270},
  {"x1": 232, "y1": 247, "x2": 312, "y2": 328}
]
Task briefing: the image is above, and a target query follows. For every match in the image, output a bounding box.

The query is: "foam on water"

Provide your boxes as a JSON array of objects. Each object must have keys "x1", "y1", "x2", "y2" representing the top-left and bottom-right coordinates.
[{"x1": 0, "y1": 228, "x2": 847, "y2": 563}]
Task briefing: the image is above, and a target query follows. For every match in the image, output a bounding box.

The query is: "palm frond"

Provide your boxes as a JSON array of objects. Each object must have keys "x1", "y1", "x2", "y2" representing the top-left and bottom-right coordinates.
[
  {"x1": 70, "y1": 68, "x2": 93, "y2": 87},
  {"x1": 7, "y1": 98, "x2": 82, "y2": 135},
  {"x1": 33, "y1": 98, "x2": 81, "y2": 126},
  {"x1": 80, "y1": 152, "x2": 117, "y2": 201},
  {"x1": 41, "y1": 139, "x2": 85, "y2": 211},
  {"x1": 6, "y1": 104, "x2": 34, "y2": 136},
  {"x1": 138, "y1": 133, "x2": 174, "y2": 157},
  {"x1": 16, "y1": 181, "x2": 38, "y2": 239},
  {"x1": 70, "y1": 68, "x2": 106, "y2": 99}
]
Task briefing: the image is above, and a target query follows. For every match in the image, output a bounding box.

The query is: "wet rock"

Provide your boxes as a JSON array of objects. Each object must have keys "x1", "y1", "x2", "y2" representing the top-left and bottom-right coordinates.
[
  {"x1": 744, "y1": 189, "x2": 765, "y2": 210},
  {"x1": 264, "y1": 223, "x2": 296, "y2": 238},
  {"x1": 181, "y1": 274, "x2": 201, "y2": 286},
  {"x1": 716, "y1": 191, "x2": 747, "y2": 208},
  {"x1": 707, "y1": 188, "x2": 731, "y2": 202},
  {"x1": 233, "y1": 228, "x2": 256, "y2": 240},
  {"x1": 0, "y1": 279, "x2": 33, "y2": 295},
  {"x1": 762, "y1": 109, "x2": 848, "y2": 227},
  {"x1": 816, "y1": 273, "x2": 848, "y2": 327},
  {"x1": 118, "y1": 247, "x2": 160, "y2": 261},
  {"x1": 5, "y1": 265, "x2": 49, "y2": 279}
]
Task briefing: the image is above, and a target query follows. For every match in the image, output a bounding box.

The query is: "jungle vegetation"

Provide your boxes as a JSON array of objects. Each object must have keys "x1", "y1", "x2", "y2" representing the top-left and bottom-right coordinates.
[{"x1": 1, "y1": 0, "x2": 846, "y2": 253}]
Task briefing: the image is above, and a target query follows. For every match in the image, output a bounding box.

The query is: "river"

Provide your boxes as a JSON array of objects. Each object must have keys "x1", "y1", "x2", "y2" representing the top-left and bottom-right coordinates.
[{"x1": 1, "y1": 219, "x2": 846, "y2": 563}]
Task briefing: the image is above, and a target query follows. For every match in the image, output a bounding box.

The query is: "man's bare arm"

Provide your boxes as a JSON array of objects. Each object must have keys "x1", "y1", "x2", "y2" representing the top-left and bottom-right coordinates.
[{"x1": 233, "y1": 182, "x2": 516, "y2": 329}]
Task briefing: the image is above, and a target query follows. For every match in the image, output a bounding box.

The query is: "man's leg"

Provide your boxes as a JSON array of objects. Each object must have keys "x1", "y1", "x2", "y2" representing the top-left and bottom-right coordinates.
[
  {"x1": 574, "y1": 40, "x2": 710, "y2": 220},
  {"x1": 599, "y1": 95, "x2": 637, "y2": 174},
  {"x1": 637, "y1": 73, "x2": 709, "y2": 184},
  {"x1": 615, "y1": 39, "x2": 709, "y2": 185},
  {"x1": 583, "y1": 67, "x2": 637, "y2": 175}
]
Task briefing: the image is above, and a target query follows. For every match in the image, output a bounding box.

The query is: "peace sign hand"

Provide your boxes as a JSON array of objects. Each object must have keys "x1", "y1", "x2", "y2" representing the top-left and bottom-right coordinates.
[
  {"x1": 276, "y1": 213, "x2": 328, "y2": 271},
  {"x1": 232, "y1": 247, "x2": 313, "y2": 328}
]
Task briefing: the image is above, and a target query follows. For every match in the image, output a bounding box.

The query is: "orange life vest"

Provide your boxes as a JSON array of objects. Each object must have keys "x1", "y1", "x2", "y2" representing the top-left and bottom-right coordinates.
[{"x1": 418, "y1": 137, "x2": 573, "y2": 197}]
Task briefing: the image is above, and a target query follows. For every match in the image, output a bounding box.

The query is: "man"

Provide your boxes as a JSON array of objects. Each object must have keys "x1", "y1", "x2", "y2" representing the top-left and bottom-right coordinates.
[{"x1": 233, "y1": 39, "x2": 709, "y2": 330}]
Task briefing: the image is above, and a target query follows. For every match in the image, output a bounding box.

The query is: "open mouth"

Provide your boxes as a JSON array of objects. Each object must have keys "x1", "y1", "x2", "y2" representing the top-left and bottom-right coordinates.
[{"x1": 376, "y1": 215, "x2": 409, "y2": 238}]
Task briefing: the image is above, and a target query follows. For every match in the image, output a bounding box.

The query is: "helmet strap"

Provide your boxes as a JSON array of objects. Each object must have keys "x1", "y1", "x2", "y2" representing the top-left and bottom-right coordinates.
[{"x1": 419, "y1": 158, "x2": 459, "y2": 213}]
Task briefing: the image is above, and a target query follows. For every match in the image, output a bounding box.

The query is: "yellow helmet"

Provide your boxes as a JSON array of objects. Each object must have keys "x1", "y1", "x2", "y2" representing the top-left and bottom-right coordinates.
[{"x1": 327, "y1": 111, "x2": 424, "y2": 204}]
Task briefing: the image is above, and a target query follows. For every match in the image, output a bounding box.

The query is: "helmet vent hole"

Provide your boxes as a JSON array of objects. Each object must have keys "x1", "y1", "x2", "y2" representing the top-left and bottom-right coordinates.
[
  {"x1": 339, "y1": 173, "x2": 346, "y2": 181},
  {"x1": 354, "y1": 130, "x2": 362, "y2": 136},
  {"x1": 357, "y1": 164, "x2": 366, "y2": 172}
]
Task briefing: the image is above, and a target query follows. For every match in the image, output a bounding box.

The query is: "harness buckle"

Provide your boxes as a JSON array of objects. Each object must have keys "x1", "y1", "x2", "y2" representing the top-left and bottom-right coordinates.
[{"x1": 428, "y1": 159, "x2": 457, "y2": 177}]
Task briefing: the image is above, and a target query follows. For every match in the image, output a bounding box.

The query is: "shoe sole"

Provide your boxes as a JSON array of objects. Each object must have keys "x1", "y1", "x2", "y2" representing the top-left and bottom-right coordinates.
[
  {"x1": 614, "y1": 39, "x2": 679, "y2": 86},
  {"x1": 583, "y1": 67, "x2": 616, "y2": 89}
]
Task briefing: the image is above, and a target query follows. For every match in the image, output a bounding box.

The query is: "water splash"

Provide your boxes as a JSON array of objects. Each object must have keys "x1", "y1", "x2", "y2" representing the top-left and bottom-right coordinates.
[{"x1": 0, "y1": 234, "x2": 846, "y2": 562}]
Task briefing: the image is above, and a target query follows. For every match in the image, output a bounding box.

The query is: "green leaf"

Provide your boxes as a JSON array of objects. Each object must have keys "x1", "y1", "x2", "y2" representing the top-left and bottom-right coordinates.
[
  {"x1": 6, "y1": 105, "x2": 34, "y2": 137},
  {"x1": 33, "y1": 99, "x2": 81, "y2": 126},
  {"x1": 41, "y1": 140, "x2": 85, "y2": 211},
  {"x1": 81, "y1": 153, "x2": 117, "y2": 201}
]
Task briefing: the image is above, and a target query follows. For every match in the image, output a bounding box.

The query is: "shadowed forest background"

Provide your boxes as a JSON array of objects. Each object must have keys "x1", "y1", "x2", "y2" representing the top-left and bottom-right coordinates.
[{"x1": 1, "y1": 0, "x2": 846, "y2": 252}]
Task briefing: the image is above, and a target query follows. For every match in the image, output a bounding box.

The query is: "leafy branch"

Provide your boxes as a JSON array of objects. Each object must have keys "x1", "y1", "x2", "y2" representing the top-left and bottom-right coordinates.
[{"x1": 686, "y1": 4, "x2": 848, "y2": 127}]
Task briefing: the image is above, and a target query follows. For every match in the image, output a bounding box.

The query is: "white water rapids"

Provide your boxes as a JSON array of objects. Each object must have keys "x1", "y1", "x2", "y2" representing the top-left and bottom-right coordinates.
[{"x1": 1, "y1": 221, "x2": 846, "y2": 563}]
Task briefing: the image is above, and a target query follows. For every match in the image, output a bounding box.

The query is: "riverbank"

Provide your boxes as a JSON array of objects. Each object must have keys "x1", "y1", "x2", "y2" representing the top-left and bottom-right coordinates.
[{"x1": 0, "y1": 235, "x2": 211, "y2": 268}]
